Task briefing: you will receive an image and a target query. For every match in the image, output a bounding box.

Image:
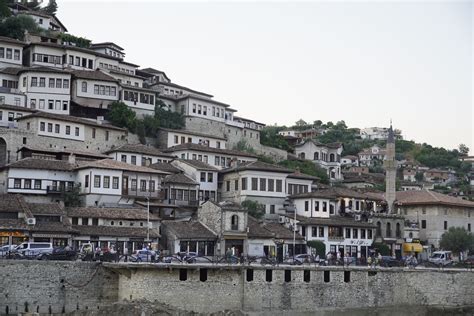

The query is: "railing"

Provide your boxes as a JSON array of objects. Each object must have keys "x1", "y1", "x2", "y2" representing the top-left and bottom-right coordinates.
[
  {"x1": 46, "y1": 185, "x2": 74, "y2": 193},
  {"x1": 165, "y1": 199, "x2": 200, "y2": 207}
]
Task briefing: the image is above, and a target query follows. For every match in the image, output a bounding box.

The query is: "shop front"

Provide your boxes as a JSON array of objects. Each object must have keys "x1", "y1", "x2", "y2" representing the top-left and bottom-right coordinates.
[{"x1": 0, "y1": 231, "x2": 28, "y2": 246}]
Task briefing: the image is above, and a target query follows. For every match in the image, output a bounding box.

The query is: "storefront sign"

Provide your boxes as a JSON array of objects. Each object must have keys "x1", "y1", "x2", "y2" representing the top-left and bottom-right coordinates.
[
  {"x1": 348, "y1": 239, "x2": 371, "y2": 246},
  {"x1": 0, "y1": 231, "x2": 25, "y2": 237}
]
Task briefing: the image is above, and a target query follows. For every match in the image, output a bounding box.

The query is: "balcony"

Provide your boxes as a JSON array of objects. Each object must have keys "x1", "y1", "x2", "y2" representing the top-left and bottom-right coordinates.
[
  {"x1": 165, "y1": 199, "x2": 200, "y2": 207},
  {"x1": 122, "y1": 189, "x2": 161, "y2": 198}
]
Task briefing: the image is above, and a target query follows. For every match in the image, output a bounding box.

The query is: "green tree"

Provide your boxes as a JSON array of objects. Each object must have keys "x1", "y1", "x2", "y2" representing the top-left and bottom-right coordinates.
[
  {"x1": 313, "y1": 120, "x2": 323, "y2": 128},
  {"x1": 439, "y1": 227, "x2": 474, "y2": 256},
  {"x1": 107, "y1": 101, "x2": 137, "y2": 132},
  {"x1": 260, "y1": 126, "x2": 292, "y2": 151},
  {"x1": 63, "y1": 186, "x2": 82, "y2": 207},
  {"x1": 458, "y1": 144, "x2": 470, "y2": 156},
  {"x1": 278, "y1": 159, "x2": 329, "y2": 184},
  {"x1": 0, "y1": 0, "x2": 11, "y2": 18},
  {"x1": 307, "y1": 240, "x2": 326, "y2": 258},
  {"x1": 415, "y1": 172, "x2": 424, "y2": 182},
  {"x1": 42, "y1": 0, "x2": 58, "y2": 15},
  {"x1": 372, "y1": 243, "x2": 391, "y2": 256},
  {"x1": 154, "y1": 106, "x2": 185, "y2": 129},
  {"x1": 0, "y1": 15, "x2": 41, "y2": 40},
  {"x1": 18, "y1": 0, "x2": 41, "y2": 10},
  {"x1": 242, "y1": 200, "x2": 265, "y2": 219}
]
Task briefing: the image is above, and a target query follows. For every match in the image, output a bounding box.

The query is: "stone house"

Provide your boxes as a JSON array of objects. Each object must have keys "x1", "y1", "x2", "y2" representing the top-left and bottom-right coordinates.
[{"x1": 294, "y1": 139, "x2": 343, "y2": 181}]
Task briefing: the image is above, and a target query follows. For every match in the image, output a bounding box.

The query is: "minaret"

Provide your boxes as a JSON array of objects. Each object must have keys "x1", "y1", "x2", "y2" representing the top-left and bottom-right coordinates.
[{"x1": 384, "y1": 121, "x2": 397, "y2": 213}]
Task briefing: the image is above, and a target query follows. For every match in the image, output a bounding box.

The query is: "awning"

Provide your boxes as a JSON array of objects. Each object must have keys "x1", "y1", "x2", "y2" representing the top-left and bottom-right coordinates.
[{"x1": 403, "y1": 243, "x2": 423, "y2": 253}]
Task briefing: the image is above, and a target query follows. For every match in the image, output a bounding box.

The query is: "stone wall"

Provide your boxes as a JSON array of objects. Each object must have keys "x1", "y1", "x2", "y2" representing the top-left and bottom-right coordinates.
[
  {"x1": 0, "y1": 261, "x2": 118, "y2": 315},
  {"x1": 115, "y1": 265, "x2": 474, "y2": 314},
  {"x1": 1, "y1": 261, "x2": 472, "y2": 315}
]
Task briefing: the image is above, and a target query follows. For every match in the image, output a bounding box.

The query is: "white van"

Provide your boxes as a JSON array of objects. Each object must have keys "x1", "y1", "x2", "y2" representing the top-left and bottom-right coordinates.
[
  {"x1": 15, "y1": 242, "x2": 53, "y2": 257},
  {"x1": 428, "y1": 251, "x2": 453, "y2": 266}
]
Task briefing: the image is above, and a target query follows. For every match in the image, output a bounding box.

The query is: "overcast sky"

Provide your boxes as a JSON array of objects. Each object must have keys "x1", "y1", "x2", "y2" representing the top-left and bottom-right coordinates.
[{"x1": 57, "y1": 1, "x2": 473, "y2": 153}]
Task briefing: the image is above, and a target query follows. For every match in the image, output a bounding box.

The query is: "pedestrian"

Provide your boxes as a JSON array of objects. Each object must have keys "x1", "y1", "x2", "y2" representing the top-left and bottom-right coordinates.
[
  {"x1": 225, "y1": 247, "x2": 232, "y2": 263},
  {"x1": 367, "y1": 255, "x2": 372, "y2": 267}
]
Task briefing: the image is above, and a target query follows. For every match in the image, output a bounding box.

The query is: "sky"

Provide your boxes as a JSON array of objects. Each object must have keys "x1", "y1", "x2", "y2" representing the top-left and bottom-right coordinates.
[{"x1": 57, "y1": 0, "x2": 473, "y2": 153}]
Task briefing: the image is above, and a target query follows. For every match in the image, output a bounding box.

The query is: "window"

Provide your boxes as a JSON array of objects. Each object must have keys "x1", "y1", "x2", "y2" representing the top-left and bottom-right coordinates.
[
  {"x1": 112, "y1": 177, "x2": 119, "y2": 189},
  {"x1": 39, "y1": 99, "x2": 45, "y2": 109},
  {"x1": 234, "y1": 179, "x2": 239, "y2": 191},
  {"x1": 207, "y1": 173, "x2": 213, "y2": 182},
  {"x1": 270, "y1": 205, "x2": 275, "y2": 214},
  {"x1": 251, "y1": 178, "x2": 258, "y2": 191},
  {"x1": 92, "y1": 128, "x2": 96, "y2": 138},
  {"x1": 242, "y1": 178, "x2": 247, "y2": 190},
  {"x1": 94, "y1": 85, "x2": 99, "y2": 94},
  {"x1": 13, "y1": 179, "x2": 21, "y2": 189},
  {"x1": 231, "y1": 215, "x2": 239, "y2": 230},
  {"x1": 131, "y1": 179, "x2": 137, "y2": 191},
  {"x1": 226, "y1": 181, "x2": 230, "y2": 192},
  {"x1": 48, "y1": 100, "x2": 53, "y2": 110},
  {"x1": 0, "y1": 47, "x2": 3, "y2": 58},
  {"x1": 103, "y1": 176, "x2": 110, "y2": 188},
  {"x1": 47, "y1": 123, "x2": 53, "y2": 132},
  {"x1": 268, "y1": 179, "x2": 274, "y2": 192},
  {"x1": 54, "y1": 124, "x2": 60, "y2": 133},
  {"x1": 140, "y1": 180, "x2": 146, "y2": 192},
  {"x1": 31, "y1": 77, "x2": 37, "y2": 87},
  {"x1": 260, "y1": 178, "x2": 266, "y2": 191},
  {"x1": 6, "y1": 48, "x2": 12, "y2": 59},
  {"x1": 94, "y1": 175, "x2": 101, "y2": 188},
  {"x1": 121, "y1": 155, "x2": 127, "y2": 163},
  {"x1": 81, "y1": 81, "x2": 87, "y2": 92},
  {"x1": 345, "y1": 228, "x2": 351, "y2": 238},
  {"x1": 39, "y1": 77, "x2": 45, "y2": 87},
  {"x1": 24, "y1": 179, "x2": 31, "y2": 189},
  {"x1": 368, "y1": 229, "x2": 373, "y2": 239},
  {"x1": 353, "y1": 229, "x2": 358, "y2": 239},
  {"x1": 55, "y1": 100, "x2": 60, "y2": 110},
  {"x1": 200, "y1": 172, "x2": 206, "y2": 182},
  {"x1": 319, "y1": 227, "x2": 324, "y2": 237},
  {"x1": 276, "y1": 180, "x2": 282, "y2": 192},
  {"x1": 49, "y1": 78, "x2": 55, "y2": 88},
  {"x1": 444, "y1": 221, "x2": 447, "y2": 230},
  {"x1": 56, "y1": 78, "x2": 62, "y2": 88},
  {"x1": 468, "y1": 223, "x2": 471, "y2": 232},
  {"x1": 421, "y1": 220, "x2": 426, "y2": 229},
  {"x1": 149, "y1": 180, "x2": 155, "y2": 192},
  {"x1": 13, "y1": 49, "x2": 20, "y2": 60},
  {"x1": 69, "y1": 56, "x2": 74, "y2": 64},
  {"x1": 361, "y1": 229, "x2": 366, "y2": 239},
  {"x1": 84, "y1": 175, "x2": 89, "y2": 188},
  {"x1": 75, "y1": 127, "x2": 80, "y2": 136},
  {"x1": 131, "y1": 156, "x2": 136, "y2": 165},
  {"x1": 63, "y1": 101, "x2": 68, "y2": 111},
  {"x1": 105, "y1": 131, "x2": 109, "y2": 141}
]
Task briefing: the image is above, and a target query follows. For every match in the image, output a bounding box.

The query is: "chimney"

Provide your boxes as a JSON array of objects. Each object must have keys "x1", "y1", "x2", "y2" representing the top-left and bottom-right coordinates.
[
  {"x1": 96, "y1": 116, "x2": 104, "y2": 125},
  {"x1": 68, "y1": 153, "x2": 76, "y2": 164}
]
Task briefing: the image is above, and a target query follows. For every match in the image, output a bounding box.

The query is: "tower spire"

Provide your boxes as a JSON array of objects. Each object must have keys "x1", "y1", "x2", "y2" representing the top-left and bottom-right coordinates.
[{"x1": 384, "y1": 120, "x2": 397, "y2": 213}]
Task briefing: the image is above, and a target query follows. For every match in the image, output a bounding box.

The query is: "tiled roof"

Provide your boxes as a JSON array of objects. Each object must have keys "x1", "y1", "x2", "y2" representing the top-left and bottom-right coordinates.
[
  {"x1": 164, "y1": 173, "x2": 198, "y2": 185},
  {"x1": 287, "y1": 172, "x2": 320, "y2": 181},
  {"x1": 175, "y1": 159, "x2": 219, "y2": 171},
  {"x1": 164, "y1": 143, "x2": 257, "y2": 158},
  {"x1": 153, "y1": 81, "x2": 213, "y2": 98},
  {"x1": 67, "y1": 207, "x2": 160, "y2": 220},
  {"x1": 162, "y1": 220, "x2": 217, "y2": 239},
  {"x1": 0, "y1": 194, "x2": 26, "y2": 213},
  {"x1": 18, "y1": 146, "x2": 110, "y2": 159},
  {"x1": 90, "y1": 42, "x2": 124, "y2": 50},
  {"x1": 293, "y1": 215, "x2": 377, "y2": 228},
  {"x1": 395, "y1": 190, "x2": 474, "y2": 208},
  {"x1": 105, "y1": 144, "x2": 175, "y2": 157},
  {"x1": 158, "y1": 127, "x2": 227, "y2": 140},
  {"x1": 76, "y1": 159, "x2": 168, "y2": 174},
  {"x1": 72, "y1": 225, "x2": 160, "y2": 238},
  {"x1": 290, "y1": 187, "x2": 384, "y2": 201},
  {"x1": 149, "y1": 162, "x2": 181, "y2": 174},
  {"x1": 30, "y1": 221, "x2": 76, "y2": 234},
  {"x1": 16, "y1": 112, "x2": 126, "y2": 131},
  {"x1": 0, "y1": 66, "x2": 69, "y2": 75},
  {"x1": 247, "y1": 217, "x2": 304, "y2": 239},
  {"x1": 2, "y1": 157, "x2": 77, "y2": 171},
  {"x1": 295, "y1": 139, "x2": 342, "y2": 149},
  {"x1": 221, "y1": 161, "x2": 293, "y2": 174},
  {"x1": 70, "y1": 69, "x2": 118, "y2": 82},
  {"x1": 0, "y1": 36, "x2": 26, "y2": 46},
  {"x1": 0, "y1": 219, "x2": 28, "y2": 231},
  {"x1": 28, "y1": 203, "x2": 64, "y2": 215},
  {"x1": 0, "y1": 104, "x2": 35, "y2": 112}
]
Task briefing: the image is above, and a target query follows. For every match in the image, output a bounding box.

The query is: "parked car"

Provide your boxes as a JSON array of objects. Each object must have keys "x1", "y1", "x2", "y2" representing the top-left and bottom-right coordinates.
[
  {"x1": 15, "y1": 242, "x2": 53, "y2": 257},
  {"x1": 132, "y1": 250, "x2": 157, "y2": 262},
  {"x1": 283, "y1": 254, "x2": 318, "y2": 265},
  {"x1": 428, "y1": 251, "x2": 453, "y2": 266},
  {"x1": 38, "y1": 247, "x2": 78, "y2": 261},
  {"x1": 463, "y1": 255, "x2": 474, "y2": 264},
  {"x1": 380, "y1": 256, "x2": 403, "y2": 267},
  {"x1": 0, "y1": 245, "x2": 16, "y2": 257}
]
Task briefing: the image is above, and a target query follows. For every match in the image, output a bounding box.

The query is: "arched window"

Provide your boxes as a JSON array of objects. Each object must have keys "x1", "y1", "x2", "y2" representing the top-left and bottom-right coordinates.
[
  {"x1": 329, "y1": 153, "x2": 335, "y2": 162},
  {"x1": 299, "y1": 153, "x2": 305, "y2": 159},
  {"x1": 231, "y1": 215, "x2": 239, "y2": 230},
  {"x1": 396, "y1": 223, "x2": 401, "y2": 238},
  {"x1": 376, "y1": 222, "x2": 382, "y2": 237},
  {"x1": 386, "y1": 222, "x2": 392, "y2": 237},
  {"x1": 314, "y1": 152, "x2": 319, "y2": 160}
]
